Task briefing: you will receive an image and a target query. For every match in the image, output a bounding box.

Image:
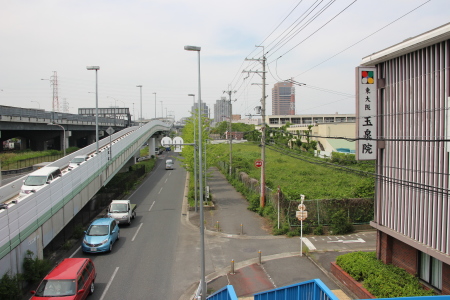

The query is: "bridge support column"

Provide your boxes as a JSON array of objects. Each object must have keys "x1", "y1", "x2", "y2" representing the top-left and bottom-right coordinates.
[{"x1": 149, "y1": 138, "x2": 156, "y2": 156}]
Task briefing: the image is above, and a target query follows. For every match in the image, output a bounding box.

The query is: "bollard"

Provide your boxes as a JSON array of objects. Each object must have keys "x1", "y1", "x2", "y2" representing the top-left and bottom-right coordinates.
[
  {"x1": 216, "y1": 221, "x2": 220, "y2": 232},
  {"x1": 230, "y1": 259, "x2": 235, "y2": 274},
  {"x1": 258, "y1": 250, "x2": 262, "y2": 265},
  {"x1": 240, "y1": 223, "x2": 243, "y2": 235}
]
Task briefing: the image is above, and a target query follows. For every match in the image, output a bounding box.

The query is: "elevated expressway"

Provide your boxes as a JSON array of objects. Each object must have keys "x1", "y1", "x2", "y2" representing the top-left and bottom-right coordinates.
[{"x1": 0, "y1": 120, "x2": 171, "y2": 275}]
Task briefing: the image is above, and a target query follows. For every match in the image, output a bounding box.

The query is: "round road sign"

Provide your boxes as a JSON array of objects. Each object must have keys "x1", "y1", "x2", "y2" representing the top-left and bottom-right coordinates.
[{"x1": 254, "y1": 159, "x2": 263, "y2": 168}]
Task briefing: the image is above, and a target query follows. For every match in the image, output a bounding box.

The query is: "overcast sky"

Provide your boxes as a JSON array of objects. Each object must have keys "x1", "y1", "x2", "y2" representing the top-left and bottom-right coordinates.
[{"x1": 1, "y1": 0, "x2": 449, "y2": 121}]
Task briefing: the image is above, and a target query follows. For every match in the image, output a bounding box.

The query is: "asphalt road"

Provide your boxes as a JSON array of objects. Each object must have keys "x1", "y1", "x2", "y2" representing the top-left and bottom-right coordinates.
[{"x1": 69, "y1": 152, "x2": 187, "y2": 300}]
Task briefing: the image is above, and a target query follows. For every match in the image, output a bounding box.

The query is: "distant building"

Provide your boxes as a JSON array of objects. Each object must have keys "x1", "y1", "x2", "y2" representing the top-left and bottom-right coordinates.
[
  {"x1": 213, "y1": 97, "x2": 231, "y2": 123},
  {"x1": 191, "y1": 102, "x2": 209, "y2": 118},
  {"x1": 272, "y1": 81, "x2": 295, "y2": 115}
]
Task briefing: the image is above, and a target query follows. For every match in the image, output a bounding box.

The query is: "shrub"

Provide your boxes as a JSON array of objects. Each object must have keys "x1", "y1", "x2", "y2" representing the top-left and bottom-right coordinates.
[
  {"x1": 313, "y1": 225, "x2": 324, "y2": 235},
  {"x1": 336, "y1": 252, "x2": 435, "y2": 298},
  {"x1": 330, "y1": 209, "x2": 354, "y2": 234},
  {"x1": 22, "y1": 250, "x2": 51, "y2": 283},
  {"x1": 0, "y1": 272, "x2": 23, "y2": 300},
  {"x1": 73, "y1": 224, "x2": 85, "y2": 239}
]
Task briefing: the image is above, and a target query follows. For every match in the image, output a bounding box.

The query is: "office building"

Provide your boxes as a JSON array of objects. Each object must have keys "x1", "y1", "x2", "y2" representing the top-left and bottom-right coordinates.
[{"x1": 272, "y1": 81, "x2": 295, "y2": 115}]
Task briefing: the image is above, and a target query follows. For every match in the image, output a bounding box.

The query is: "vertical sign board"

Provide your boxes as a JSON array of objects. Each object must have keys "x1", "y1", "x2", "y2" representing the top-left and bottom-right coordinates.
[{"x1": 356, "y1": 66, "x2": 377, "y2": 160}]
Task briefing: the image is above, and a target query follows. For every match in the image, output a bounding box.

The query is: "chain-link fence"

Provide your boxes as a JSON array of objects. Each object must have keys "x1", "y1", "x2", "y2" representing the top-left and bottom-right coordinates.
[{"x1": 217, "y1": 161, "x2": 373, "y2": 227}]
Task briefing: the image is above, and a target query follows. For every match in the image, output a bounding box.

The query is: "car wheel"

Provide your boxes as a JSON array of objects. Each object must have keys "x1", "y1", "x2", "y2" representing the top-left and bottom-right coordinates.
[
  {"x1": 128, "y1": 217, "x2": 131, "y2": 225},
  {"x1": 109, "y1": 243, "x2": 113, "y2": 252},
  {"x1": 117, "y1": 231, "x2": 120, "y2": 240},
  {"x1": 89, "y1": 282, "x2": 95, "y2": 295},
  {"x1": 133, "y1": 211, "x2": 136, "y2": 219}
]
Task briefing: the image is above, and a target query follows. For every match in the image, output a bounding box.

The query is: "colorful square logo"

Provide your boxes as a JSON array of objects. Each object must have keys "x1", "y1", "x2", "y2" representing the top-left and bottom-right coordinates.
[{"x1": 361, "y1": 71, "x2": 374, "y2": 84}]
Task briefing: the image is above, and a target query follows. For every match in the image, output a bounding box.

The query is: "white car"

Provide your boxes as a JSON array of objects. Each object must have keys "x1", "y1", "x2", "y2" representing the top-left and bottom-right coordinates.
[{"x1": 68, "y1": 155, "x2": 88, "y2": 171}]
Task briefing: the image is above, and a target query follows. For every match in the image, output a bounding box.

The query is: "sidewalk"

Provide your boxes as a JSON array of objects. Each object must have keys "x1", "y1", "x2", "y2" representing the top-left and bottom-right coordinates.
[{"x1": 186, "y1": 167, "x2": 364, "y2": 299}]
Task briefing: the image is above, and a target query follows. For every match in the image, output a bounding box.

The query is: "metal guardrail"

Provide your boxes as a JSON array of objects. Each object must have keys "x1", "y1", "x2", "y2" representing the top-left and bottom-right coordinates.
[
  {"x1": 253, "y1": 279, "x2": 339, "y2": 300},
  {"x1": 206, "y1": 285, "x2": 238, "y2": 300}
]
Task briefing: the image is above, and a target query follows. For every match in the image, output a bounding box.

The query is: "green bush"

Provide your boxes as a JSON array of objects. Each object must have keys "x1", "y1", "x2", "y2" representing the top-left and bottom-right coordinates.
[
  {"x1": 313, "y1": 225, "x2": 324, "y2": 235},
  {"x1": 330, "y1": 209, "x2": 354, "y2": 234},
  {"x1": 73, "y1": 224, "x2": 85, "y2": 239},
  {"x1": 22, "y1": 250, "x2": 51, "y2": 283},
  {"x1": 336, "y1": 252, "x2": 435, "y2": 298},
  {"x1": 0, "y1": 272, "x2": 23, "y2": 300}
]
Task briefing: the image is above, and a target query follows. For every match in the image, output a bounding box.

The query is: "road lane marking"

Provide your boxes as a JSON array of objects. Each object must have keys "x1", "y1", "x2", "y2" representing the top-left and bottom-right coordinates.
[
  {"x1": 132, "y1": 223, "x2": 144, "y2": 242},
  {"x1": 149, "y1": 201, "x2": 155, "y2": 211},
  {"x1": 99, "y1": 267, "x2": 119, "y2": 300},
  {"x1": 327, "y1": 238, "x2": 365, "y2": 243},
  {"x1": 302, "y1": 238, "x2": 316, "y2": 251},
  {"x1": 158, "y1": 187, "x2": 163, "y2": 194},
  {"x1": 165, "y1": 178, "x2": 168, "y2": 183},
  {"x1": 70, "y1": 246, "x2": 81, "y2": 258}
]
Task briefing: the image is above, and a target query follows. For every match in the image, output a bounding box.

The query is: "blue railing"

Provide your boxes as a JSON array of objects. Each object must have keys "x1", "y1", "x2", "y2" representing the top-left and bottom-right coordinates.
[
  {"x1": 253, "y1": 279, "x2": 339, "y2": 300},
  {"x1": 207, "y1": 285, "x2": 238, "y2": 300}
]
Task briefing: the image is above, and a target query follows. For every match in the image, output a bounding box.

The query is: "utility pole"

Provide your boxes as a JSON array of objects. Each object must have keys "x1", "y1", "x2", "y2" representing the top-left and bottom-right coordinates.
[
  {"x1": 243, "y1": 46, "x2": 267, "y2": 207},
  {"x1": 223, "y1": 89, "x2": 236, "y2": 177}
]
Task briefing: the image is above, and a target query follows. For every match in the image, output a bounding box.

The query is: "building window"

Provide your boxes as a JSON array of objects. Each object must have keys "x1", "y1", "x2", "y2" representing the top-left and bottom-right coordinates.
[{"x1": 419, "y1": 252, "x2": 442, "y2": 290}]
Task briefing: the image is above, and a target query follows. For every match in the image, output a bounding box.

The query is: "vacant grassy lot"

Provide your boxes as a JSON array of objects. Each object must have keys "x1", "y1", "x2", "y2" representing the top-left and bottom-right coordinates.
[{"x1": 210, "y1": 142, "x2": 374, "y2": 200}]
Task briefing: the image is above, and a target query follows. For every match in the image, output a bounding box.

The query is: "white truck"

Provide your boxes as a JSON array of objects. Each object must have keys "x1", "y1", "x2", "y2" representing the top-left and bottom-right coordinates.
[{"x1": 107, "y1": 200, "x2": 137, "y2": 225}]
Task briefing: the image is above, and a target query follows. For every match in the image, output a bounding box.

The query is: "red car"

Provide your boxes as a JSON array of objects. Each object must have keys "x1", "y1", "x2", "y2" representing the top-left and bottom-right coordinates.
[{"x1": 31, "y1": 258, "x2": 96, "y2": 300}]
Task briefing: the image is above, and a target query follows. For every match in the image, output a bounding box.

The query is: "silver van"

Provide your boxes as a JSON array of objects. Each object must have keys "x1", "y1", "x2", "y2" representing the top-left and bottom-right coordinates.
[{"x1": 20, "y1": 166, "x2": 62, "y2": 196}]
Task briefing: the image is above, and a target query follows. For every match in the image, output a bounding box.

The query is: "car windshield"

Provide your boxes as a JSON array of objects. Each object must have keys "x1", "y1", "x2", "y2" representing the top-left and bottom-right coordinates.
[
  {"x1": 110, "y1": 203, "x2": 128, "y2": 213},
  {"x1": 35, "y1": 279, "x2": 76, "y2": 297},
  {"x1": 23, "y1": 175, "x2": 47, "y2": 186},
  {"x1": 166, "y1": 160, "x2": 172, "y2": 164},
  {"x1": 71, "y1": 157, "x2": 85, "y2": 163},
  {"x1": 86, "y1": 224, "x2": 109, "y2": 236}
]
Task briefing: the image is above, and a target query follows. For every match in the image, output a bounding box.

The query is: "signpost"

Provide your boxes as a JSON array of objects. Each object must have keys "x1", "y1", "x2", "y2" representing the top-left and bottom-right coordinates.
[
  {"x1": 254, "y1": 159, "x2": 263, "y2": 168},
  {"x1": 297, "y1": 195, "x2": 307, "y2": 256},
  {"x1": 106, "y1": 127, "x2": 115, "y2": 161}
]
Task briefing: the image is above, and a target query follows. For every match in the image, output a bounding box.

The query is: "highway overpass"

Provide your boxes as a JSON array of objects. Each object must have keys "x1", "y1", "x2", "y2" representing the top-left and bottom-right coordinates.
[{"x1": 0, "y1": 119, "x2": 172, "y2": 275}]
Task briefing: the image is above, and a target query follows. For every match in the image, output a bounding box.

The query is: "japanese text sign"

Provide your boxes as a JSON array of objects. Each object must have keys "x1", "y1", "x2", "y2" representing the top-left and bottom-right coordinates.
[{"x1": 356, "y1": 67, "x2": 377, "y2": 160}]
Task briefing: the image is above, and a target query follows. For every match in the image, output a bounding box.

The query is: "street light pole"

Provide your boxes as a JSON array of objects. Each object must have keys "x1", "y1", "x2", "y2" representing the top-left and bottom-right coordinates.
[
  {"x1": 31, "y1": 101, "x2": 40, "y2": 109},
  {"x1": 153, "y1": 92, "x2": 157, "y2": 118},
  {"x1": 47, "y1": 122, "x2": 66, "y2": 156},
  {"x1": 136, "y1": 85, "x2": 142, "y2": 125},
  {"x1": 188, "y1": 94, "x2": 198, "y2": 213},
  {"x1": 184, "y1": 45, "x2": 205, "y2": 300},
  {"x1": 86, "y1": 66, "x2": 100, "y2": 154}
]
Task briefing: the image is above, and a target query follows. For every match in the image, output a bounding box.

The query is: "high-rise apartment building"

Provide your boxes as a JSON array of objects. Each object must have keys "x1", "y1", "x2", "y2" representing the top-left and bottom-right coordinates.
[
  {"x1": 272, "y1": 81, "x2": 295, "y2": 115},
  {"x1": 191, "y1": 102, "x2": 209, "y2": 118},
  {"x1": 213, "y1": 97, "x2": 231, "y2": 123}
]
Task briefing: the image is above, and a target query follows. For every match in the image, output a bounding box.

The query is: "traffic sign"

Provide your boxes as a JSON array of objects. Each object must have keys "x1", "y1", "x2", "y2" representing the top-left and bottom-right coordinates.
[
  {"x1": 298, "y1": 204, "x2": 306, "y2": 211},
  {"x1": 254, "y1": 159, "x2": 263, "y2": 168},
  {"x1": 296, "y1": 211, "x2": 308, "y2": 221}
]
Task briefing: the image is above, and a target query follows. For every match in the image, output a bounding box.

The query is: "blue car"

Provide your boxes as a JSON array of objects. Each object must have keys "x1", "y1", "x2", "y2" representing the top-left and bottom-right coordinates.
[{"x1": 82, "y1": 218, "x2": 120, "y2": 253}]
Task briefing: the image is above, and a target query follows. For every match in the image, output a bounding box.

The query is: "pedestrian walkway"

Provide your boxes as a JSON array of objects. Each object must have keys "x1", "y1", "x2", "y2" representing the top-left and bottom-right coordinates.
[{"x1": 184, "y1": 167, "x2": 366, "y2": 299}]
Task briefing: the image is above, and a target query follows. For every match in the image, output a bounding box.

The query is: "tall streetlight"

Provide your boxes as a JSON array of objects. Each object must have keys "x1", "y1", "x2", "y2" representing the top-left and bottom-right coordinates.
[
  {"x1": 136, "y1": 85, "x2": 142, "y2": 125},
  {"x1": 160, "y1": 101, "x2": 163, "y2": 118},
  {"x1": 31, "y1": 101, "x2": 40, "y2": 109},
  {"x1": 188, "y1": 94, "x2": 198, "y2": 212},
  {"x1": 184, "y1": 45, "x2": 205, "y2": 300},
  {"x1": 153, "y1": 92, "x2": 157, "y2": 118},
  {"x1": 86, "y1": 66, "x2": 100, "y2": 154},
  {"x1": 47, "y1": 122, "x2": 66, "y2": 156}
]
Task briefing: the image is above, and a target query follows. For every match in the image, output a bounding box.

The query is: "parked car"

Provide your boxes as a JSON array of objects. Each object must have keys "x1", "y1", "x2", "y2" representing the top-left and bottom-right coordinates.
[
  {"x1": 30, "y1": 258, "x2": 96, "y2": 299},
  {"x1": 165, "y1": 159, "x2": 174, "y2": 170},
  {"x1": 20, "y1": 166, "x2": 62, "y2": 196},
  {"x1": 68, "y1": 155, "x2": 88, "y2": 171},
  {"x1": 82, "y1": 218, "x2": 120, "y2": 253}
]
